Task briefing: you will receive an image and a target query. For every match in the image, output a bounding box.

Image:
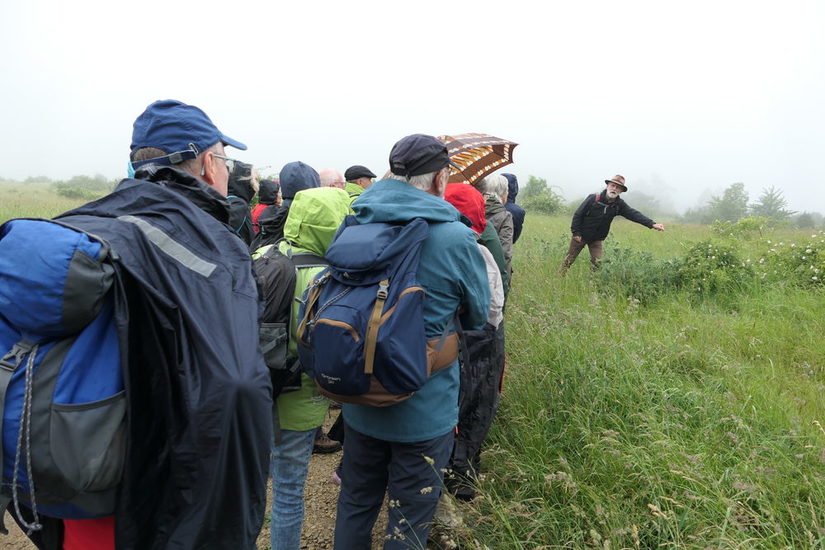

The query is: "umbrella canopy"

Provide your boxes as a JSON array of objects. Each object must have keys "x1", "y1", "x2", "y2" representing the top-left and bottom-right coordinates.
[{"x1": 438, "y1": 133, "x2": 518, "y2": 185}]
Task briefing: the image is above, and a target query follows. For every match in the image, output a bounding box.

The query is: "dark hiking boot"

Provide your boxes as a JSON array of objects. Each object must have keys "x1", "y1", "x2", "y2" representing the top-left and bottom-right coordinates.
[{"x1": 313, "y1": 432, "x2": 342, "y2": 454}]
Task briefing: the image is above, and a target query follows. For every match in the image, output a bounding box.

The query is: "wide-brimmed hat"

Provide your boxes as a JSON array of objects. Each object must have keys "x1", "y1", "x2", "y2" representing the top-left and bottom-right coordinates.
[{"x1": 605, "y1": 174, "x2": 627, "y2": 191}]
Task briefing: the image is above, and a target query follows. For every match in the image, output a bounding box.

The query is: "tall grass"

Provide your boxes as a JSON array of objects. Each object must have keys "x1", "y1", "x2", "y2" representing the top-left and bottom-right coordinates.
[
  {"x1": 0, "y1": 182, "x2": 87, "y2": 223},
  {"x1": 460, "y1": 215, "x2": 825, "y2": 549}
]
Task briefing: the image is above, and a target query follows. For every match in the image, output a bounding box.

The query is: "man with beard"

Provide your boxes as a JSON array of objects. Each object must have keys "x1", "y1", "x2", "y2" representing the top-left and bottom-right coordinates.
[{"x1": 560, "y1": 175, "x2": 665, "y2": 273}]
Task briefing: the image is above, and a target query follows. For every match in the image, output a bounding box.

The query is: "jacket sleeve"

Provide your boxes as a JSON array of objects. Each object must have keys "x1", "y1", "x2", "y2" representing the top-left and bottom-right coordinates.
[
  {"x1": 458, "y1": 232, "x2": 491, "y2": 331},
  {"x1": 571, "y1": 195, "x2": 592, "y2": 235},
  {"x1": 498, "y1": 211, "x2": 514, "y2": 265},
  {"x1": 619, "y1": 200, "x2": 655, "y2": 228}
]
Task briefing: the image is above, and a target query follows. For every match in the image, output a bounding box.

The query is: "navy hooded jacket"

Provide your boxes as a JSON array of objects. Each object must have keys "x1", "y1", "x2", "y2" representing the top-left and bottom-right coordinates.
[
  {"x1": 502, "y1": 173, "x2": 526, "y2": 244},
  {"x1": 16, "y1": 166, "x2": 273, "y2": 550}
]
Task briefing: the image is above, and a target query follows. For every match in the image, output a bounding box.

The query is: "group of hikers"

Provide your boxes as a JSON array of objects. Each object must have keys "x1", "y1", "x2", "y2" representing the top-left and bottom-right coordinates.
[
  {"x1": 0, "y1": 99, "x2": 523, "y2": 550},
  {"x1": 0, "y1": 99, "x2": 667, "y2": 550},
  {"x1": 208, "y1": 109, "x2": 531, "y2": 549}
]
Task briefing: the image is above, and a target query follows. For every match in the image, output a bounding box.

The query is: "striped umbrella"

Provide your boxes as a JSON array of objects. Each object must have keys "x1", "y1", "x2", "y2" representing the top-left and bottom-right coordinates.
[{"x1": 437, "y1": 133, "x2": 518, "y2": 185}]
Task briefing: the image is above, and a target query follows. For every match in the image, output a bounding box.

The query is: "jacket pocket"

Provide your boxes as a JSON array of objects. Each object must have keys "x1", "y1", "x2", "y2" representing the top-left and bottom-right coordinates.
[{"x1": 50, "y1": 390, "x2": 126, "y2": 493}]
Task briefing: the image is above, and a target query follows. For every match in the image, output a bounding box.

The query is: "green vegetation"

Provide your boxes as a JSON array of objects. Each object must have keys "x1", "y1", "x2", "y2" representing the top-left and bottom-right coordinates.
[
  {"x1": 685, "y1": 183, "x2": 802, "y2": 227},
  {"x1": 52, "y1": 174, "x2": 117, "y2": 200},
  {"x1": 457, "y1": 215, "x2": 825, "y2": 548},
  {"x1": 521, "y1": 176, "x2": 566, "y2": 215},
  {"x1": 0, "y1": 181, "x2": 90, "y2": 223}
]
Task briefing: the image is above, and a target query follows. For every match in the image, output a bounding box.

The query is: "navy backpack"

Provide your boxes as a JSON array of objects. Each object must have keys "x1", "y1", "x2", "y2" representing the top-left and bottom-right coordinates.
[
  {"x1": 296, "y1": 217, "x2": 459, "y2": 407},
  {"x1": 0, "y1": 219, "x2": 125, "y2": 529}
]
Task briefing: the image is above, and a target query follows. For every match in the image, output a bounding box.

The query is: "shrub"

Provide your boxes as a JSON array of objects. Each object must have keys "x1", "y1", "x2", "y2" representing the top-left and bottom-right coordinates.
[
  {"x1": 754, "y1": 231, "x2": 825, "y2": 287},
  {"x1": 522, "y1": 189, "x2": 565, "y2": 215},
  {"x1": 595, "y1": 245, "x2": 680, "y2": 304},
  {"x1": 710, "y1": 216, "x2": 785, "y2": 239},
  {"x1": 52, "y1": 174, "x2": 116, "y2": 200},
  {"x1": 675, "y1": 240, "x2": 754, "y2": 295}
]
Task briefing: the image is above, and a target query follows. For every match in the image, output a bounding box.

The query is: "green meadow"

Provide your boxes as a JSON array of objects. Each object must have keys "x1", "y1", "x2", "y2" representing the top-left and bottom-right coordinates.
[
  {"x1": 0, "y1": 181, "x2": 87, "y2": 222},
  {"x1": 459, "y1": 215, "x2": 825, "y2": 549}
]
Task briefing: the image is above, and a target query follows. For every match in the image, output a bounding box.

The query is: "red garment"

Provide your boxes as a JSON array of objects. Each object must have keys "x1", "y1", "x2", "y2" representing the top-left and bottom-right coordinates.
[
  {"x1": 251, "y1": 203, "x2": 268, "y2": 233},
  {"x1": 444, "y1": 183, "x2": 487, "y2": 234},
  {"x1": 63, "y1": 516, "x2": 115, "y2": 550}
]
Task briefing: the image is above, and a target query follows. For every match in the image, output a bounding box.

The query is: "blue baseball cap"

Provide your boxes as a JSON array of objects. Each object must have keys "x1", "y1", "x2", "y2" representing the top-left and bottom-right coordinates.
[
  {"x1": 389, "y1": 134, "x2": 456, "y2": 177},
  {"x1": 130, "y1": 99, "x2": 247, "y2": 167}
]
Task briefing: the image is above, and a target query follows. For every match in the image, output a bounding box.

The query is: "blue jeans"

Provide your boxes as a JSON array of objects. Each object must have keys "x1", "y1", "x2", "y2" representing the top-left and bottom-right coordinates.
[
  {"x1": 270, "y1": 428, "x2": 316, "y2": 550},
  {"x1": 333, "y1": 425, "x2": 454, "y2": 550}
]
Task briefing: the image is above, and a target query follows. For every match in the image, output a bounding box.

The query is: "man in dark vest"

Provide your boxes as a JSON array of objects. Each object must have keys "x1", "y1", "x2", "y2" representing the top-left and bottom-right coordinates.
[{"x1": 560, "y1": 174, "x2": 665, "y2": 273}]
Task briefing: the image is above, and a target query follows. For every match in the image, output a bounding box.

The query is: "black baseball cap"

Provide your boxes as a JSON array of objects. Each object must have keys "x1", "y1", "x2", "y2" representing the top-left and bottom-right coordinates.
[
  {"x1": 389, "y1": 134, "x2": 457, "y2": 177},
  {"x1": 344, "y1": 165, "x2": 377, "y2": 181}
]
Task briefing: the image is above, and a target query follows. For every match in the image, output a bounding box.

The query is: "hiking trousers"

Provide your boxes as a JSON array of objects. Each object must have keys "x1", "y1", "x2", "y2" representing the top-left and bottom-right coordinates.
[
  {"x1": 560, "y1": 237, "x2": 604, "y2": 273},
  {"x1": 333, "y1": 425, "x2": 454, "y2": 550},
  {"x1": 270, "y1": 428, "x2": 316, "y2": 550}
]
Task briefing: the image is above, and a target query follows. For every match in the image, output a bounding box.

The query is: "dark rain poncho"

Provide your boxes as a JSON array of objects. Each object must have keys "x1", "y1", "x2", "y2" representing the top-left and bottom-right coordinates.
[{"x1": 14, "y1": 166, "x2": 272, "y2": 549}]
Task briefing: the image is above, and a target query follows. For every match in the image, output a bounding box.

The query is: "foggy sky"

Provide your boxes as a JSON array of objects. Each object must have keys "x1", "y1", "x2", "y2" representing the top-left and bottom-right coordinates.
[{"x1": 1, "y1": 0, "x2": 823, "y2": 215}]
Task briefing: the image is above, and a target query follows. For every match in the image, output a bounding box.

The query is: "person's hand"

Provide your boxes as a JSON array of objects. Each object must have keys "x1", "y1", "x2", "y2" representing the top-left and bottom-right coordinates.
[
  {"x1": 573, "y1": 235, "x2": 583, "y2": 243},
  {"x1": 652, "y1": 223, "x2": 665, "y2": 231}
]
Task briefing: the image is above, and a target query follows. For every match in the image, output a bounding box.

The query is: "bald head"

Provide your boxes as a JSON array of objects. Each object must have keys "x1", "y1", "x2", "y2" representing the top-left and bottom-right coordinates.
[{"x1": 319, "y1": 168, "x2": 345, "y2": 189}]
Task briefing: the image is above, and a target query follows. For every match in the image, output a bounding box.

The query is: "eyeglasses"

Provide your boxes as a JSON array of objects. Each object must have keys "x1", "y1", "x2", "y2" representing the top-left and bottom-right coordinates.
[{"x1": 212, "y1": 153, "x2": 237, "y2": 174}]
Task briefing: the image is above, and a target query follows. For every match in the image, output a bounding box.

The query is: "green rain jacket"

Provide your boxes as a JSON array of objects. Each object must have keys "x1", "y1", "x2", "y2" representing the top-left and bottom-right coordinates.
[
  {"x1": 344, "y1": 181, "x2": 365, "y2": 200},
  {"x1": 266, "y1": 187, "x2": 352, "y2": 431}
]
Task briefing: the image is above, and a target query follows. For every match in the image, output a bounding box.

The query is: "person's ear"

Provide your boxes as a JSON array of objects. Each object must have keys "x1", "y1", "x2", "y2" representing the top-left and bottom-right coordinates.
[
  {"x1": 200, "y1": 151, "x2": 216, "y2": 184},
  {"x1": 430, "y1": 170, "x2": 444, "y2": 197}
]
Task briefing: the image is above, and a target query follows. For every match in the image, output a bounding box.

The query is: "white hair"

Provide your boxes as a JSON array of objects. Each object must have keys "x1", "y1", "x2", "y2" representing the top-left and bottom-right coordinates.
[
  {"x1": 388, "y1": 168, "x2": 447, "y2": 192},
  {"x1": 319, "y1": 168, "x2": 345, "y2": 188},
  {"x1": 476, "y1": 174, "x2": 508, "y2": 203}
]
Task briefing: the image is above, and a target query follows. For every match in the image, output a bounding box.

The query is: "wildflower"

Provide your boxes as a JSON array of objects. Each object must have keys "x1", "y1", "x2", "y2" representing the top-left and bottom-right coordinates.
[
  {"x1": 806, "y1": 249, "x2": 813, "y2": 253},
  {"x1": 813, "y1": 276, "x2": 819, "y2": 281},
  {"x1": 419, "y1": 486, "x2": 433, "y2": 495},
  {"x1": 759, "y1": 258, "x2": 765, "y2": 264},
  {"x1": 422, "y1": 455, "x2": 435, "y2": 466}
]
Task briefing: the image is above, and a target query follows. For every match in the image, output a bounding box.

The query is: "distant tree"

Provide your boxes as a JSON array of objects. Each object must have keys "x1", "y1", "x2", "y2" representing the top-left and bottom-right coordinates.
[
  {"x1": 522, "y1": 175, "x2": 548, "y2": 199},
  {"x1": 682, "y1": 205, "x2": 712, "y2": 224},
  {"x1": 705, "y1": 182, "x2": 749, "y2": 223},
  {"x1": 794, "y1": 211, "x2": 823, "y2": 229},
  {"x1": 24, "y1": 175, "x2": 52, "y2": 183},
  {"x1": 520, "y1": 175, "x2": 565, "y2": 214},
  {"x1": 795, "y1": 212, "x2": 816, "y2": 229},
  {"x1": 749, "y1": 186, "x2": 794, "y2": 221}
]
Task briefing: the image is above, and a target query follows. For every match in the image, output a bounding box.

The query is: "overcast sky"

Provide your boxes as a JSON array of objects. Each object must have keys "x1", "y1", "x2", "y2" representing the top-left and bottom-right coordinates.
[{"x1": 1, "y1": 0, "x2": 823, "y2": 214}]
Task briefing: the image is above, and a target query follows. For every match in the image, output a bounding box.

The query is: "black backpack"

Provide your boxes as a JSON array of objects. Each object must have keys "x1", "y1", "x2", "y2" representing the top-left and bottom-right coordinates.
[{"x1": 253, "y1": 243, "x2": 327, "y2": 397}]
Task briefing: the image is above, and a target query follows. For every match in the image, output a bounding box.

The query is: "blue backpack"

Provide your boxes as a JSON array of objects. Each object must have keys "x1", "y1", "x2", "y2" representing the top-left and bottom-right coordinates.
[
  {"x1": 0, "y1": 219, "x2": 125, "y2": 529},
  {"x1": 296, "y1": 217, "x2": 459, "y2": 407}
]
